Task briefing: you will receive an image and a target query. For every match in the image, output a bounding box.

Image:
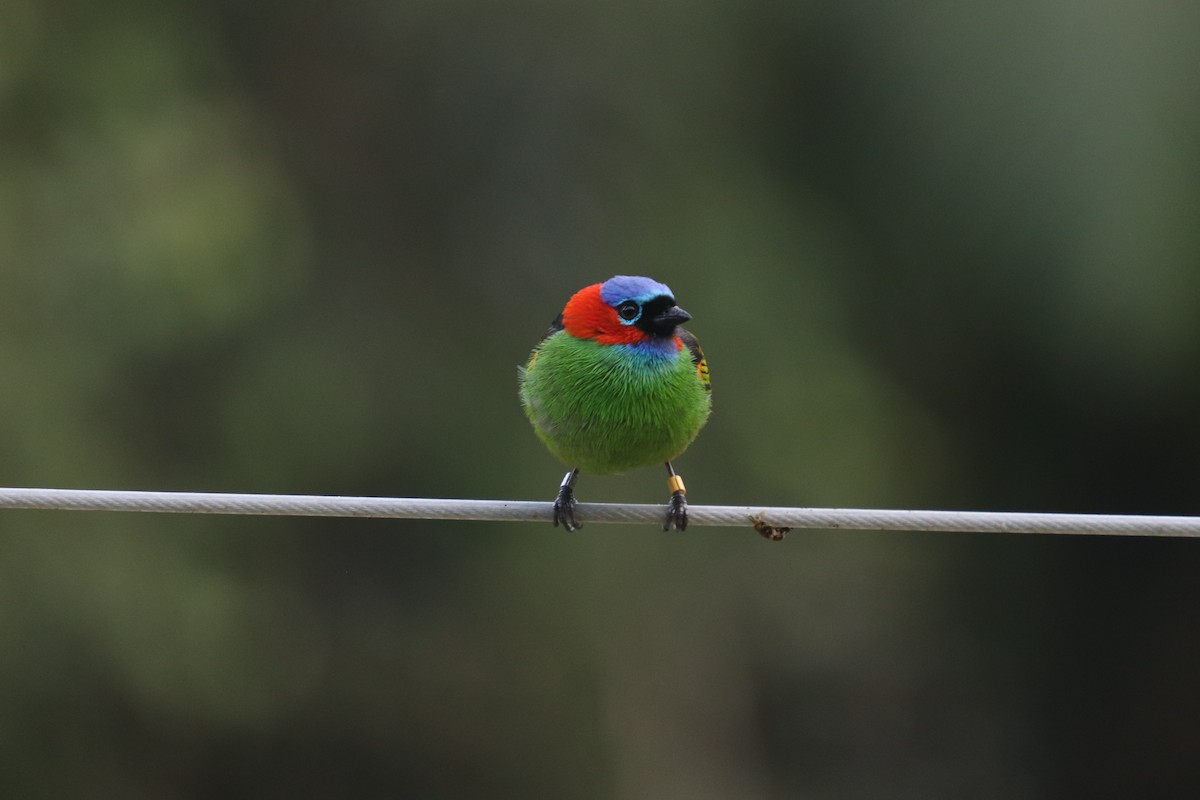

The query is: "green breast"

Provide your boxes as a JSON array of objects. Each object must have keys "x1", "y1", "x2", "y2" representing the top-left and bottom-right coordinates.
[{"x1": 520, "y1": 333, "x2": 711, "y2": 474}]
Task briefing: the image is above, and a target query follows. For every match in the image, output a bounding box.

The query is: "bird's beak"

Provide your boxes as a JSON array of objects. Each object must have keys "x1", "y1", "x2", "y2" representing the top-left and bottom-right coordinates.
[{"x1": 651, "y1": 305, "x2": 691, "y2": 334}]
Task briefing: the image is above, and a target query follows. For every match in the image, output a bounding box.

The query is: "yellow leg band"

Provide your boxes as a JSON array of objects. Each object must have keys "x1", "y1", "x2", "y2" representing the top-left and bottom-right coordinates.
[{"x1": 667, "y1": 475, "x2": 686, "y2": 494}]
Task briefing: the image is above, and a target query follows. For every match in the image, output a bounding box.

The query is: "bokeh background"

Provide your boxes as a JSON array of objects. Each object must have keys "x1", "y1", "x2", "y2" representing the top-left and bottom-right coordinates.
[{"x1": 3, "y1": 0, "x2": 1200, "y2": 796}]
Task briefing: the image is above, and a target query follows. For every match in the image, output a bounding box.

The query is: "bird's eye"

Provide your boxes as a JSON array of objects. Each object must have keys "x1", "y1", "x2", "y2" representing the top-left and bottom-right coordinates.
[{"x1": 617, "y1": 301, "x2": 640, "y2": 322}]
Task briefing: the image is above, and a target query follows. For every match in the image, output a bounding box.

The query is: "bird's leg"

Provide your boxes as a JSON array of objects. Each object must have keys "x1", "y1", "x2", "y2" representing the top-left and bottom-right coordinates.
[
  {"x1": 663, "y1": 462, "x2": 688, "y2": 531},
  {"x1": 553, "y1": 468, "x2": 581, "y2": 531}
]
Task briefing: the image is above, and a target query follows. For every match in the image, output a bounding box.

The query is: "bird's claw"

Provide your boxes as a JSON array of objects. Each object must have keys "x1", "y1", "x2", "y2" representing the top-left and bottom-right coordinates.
[
  {"x1": 664, "y1": 490, "x2": 688, "y2": 531},
  {"x1": 553, "y1": 485, "x2": 581, "y2": 531}
]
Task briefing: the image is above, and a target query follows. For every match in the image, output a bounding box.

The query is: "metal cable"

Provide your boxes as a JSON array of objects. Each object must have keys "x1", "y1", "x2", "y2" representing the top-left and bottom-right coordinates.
[{"x1": 1, "y1": 487, "x2": 1198, "y2": 536}]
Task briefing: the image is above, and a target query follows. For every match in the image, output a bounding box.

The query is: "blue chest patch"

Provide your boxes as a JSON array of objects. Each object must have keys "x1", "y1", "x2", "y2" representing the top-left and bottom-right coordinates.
[{"x1": 615, "y1": 336, "x2": 681, "y2": 365}]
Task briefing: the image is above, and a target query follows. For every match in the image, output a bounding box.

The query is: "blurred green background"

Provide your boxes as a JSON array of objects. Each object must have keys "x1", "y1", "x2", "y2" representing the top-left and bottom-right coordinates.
[{"x1": 3, "y1": 0, "x2": 1200, "y2": 796}]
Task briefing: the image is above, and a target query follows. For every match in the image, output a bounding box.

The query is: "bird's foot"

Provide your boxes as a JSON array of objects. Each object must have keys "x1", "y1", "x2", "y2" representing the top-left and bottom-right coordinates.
[
  {"x1": 664, "y1": 489, "x2": 688, "y2": 531},
  {"x1": 663, "y1": 464, "x2": 688, "y2": 531},
  {"x1": 553, "y1": 469, "x2": 581, "y2": 531},
  {"x1": 553, "y1": 486, "x2": 580, "y2": 531}
]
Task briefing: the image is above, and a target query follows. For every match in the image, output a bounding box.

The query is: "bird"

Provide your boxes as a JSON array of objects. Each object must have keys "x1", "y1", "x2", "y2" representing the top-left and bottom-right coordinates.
[{"x1": 519, "y1": 275, "x2": 711, "y2": 531}]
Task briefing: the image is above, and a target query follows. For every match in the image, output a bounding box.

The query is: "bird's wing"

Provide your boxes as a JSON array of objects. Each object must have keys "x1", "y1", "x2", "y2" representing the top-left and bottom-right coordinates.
[
  {"x1": 677, "y1": 328, "x2": 711, "y2": 393},
  {"x1": 525, "y1": 313, "x2": 565, "y2": 370},
  {"x1": 538, "y1": 313, "x2": 565, "y2": 344}
]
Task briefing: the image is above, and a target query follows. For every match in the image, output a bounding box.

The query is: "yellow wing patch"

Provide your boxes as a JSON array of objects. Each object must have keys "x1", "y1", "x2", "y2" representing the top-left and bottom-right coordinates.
[
  {"x1": 696, "y1": 355, "x2": 711, "y2": 392},
  {"x1": 677, "y1": 329, "x2": 711, "y2": 393}
]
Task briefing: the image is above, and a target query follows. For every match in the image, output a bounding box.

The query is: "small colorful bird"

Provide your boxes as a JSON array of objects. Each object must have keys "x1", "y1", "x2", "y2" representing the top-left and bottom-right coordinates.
[{"x1": 520, "y1": 276, "x2": 711, "y2": 531}]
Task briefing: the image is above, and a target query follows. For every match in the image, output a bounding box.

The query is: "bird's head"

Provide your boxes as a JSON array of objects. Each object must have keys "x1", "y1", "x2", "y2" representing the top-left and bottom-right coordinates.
[{"x1": 561, "y1": 276, "x2": 691, "y2": 346}]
